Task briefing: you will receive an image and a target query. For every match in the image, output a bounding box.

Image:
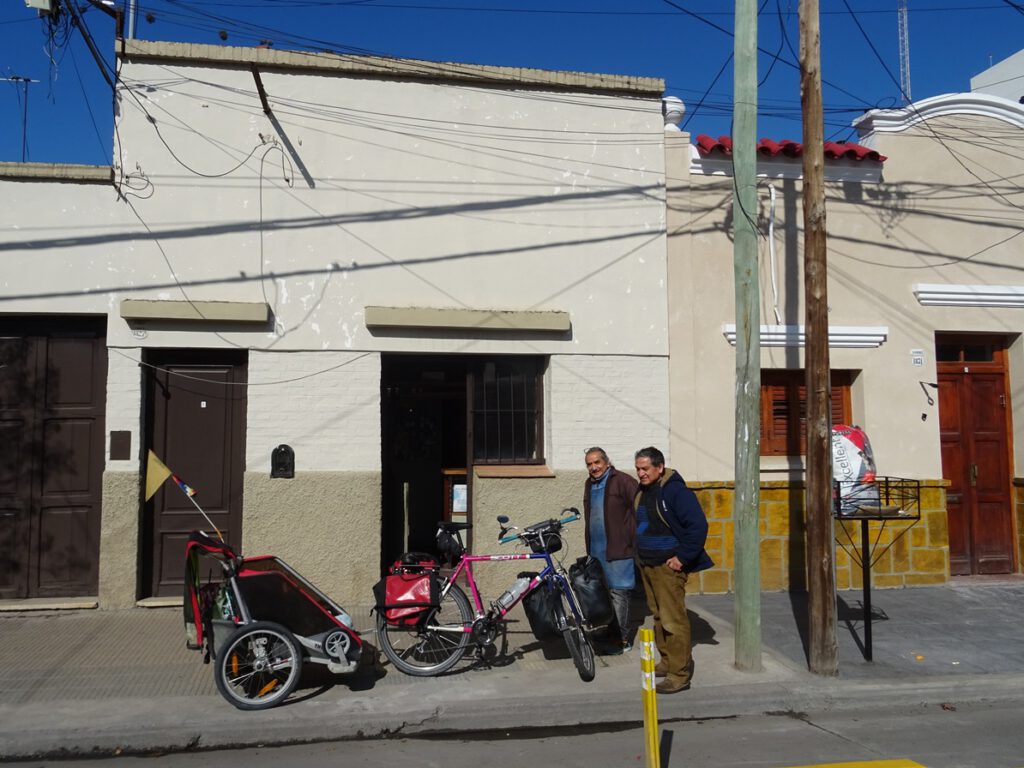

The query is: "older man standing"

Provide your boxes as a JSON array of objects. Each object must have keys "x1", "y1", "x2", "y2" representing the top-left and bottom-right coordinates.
[
  {"x1": 582, "y1": 447, "x2": 639, "y2": 654},
  {"x1": 634, "y1": 446, "x2": 713, "y2": 693}
]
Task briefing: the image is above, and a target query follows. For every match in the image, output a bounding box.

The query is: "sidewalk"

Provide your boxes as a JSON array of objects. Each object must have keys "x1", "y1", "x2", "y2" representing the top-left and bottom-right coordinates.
[{"x1": 2, "y1": 581, "x2": 1023, "y2": 759}]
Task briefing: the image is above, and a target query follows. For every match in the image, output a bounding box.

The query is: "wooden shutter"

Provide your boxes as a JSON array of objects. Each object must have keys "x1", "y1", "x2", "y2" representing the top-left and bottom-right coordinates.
[{"x1": 760, "y1": 370, "x2": 852, "y2": 456}]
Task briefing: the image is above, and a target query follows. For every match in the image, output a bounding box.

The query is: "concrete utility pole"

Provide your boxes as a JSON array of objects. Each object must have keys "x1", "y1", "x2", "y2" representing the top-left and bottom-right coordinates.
[
  {"x1": 799, "y1": 0, "x2": 838, "y2": 676},
  {"x1": 732, "y1": 0, "x2": 762, "y2": 673}
]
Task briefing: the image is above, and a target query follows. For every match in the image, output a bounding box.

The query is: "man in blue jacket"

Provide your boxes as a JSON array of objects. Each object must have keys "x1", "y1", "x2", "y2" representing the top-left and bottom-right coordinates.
[{"x1": 634, "y1": 446, "x2": 713, "y2": 694}]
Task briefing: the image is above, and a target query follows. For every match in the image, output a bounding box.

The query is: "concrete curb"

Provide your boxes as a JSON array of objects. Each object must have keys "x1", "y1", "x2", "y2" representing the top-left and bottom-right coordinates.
[{"x1": 4, "y1": 667, "x2": 1024, "y2": 759}]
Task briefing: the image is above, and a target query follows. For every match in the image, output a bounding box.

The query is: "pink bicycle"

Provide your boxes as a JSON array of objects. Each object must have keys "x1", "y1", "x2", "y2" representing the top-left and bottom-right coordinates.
[{"x1": 375, "y1": 508, "x2": 597, "y2": 681}]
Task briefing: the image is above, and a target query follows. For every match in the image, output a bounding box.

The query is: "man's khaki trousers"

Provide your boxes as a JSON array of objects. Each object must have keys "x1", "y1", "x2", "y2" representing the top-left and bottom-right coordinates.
[{"x1": 639, "y1": 562, "x2": 692, "y2": 684}]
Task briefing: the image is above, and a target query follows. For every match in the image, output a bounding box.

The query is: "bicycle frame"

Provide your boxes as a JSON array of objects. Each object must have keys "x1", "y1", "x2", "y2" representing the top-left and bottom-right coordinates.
[{"x1": 439, "y1": 550, "x2": 586, "y2": 634}]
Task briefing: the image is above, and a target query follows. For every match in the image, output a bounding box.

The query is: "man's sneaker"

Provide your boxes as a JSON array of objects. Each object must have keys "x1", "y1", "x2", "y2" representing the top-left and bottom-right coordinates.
[
  {"x1": 655, "y1": 676, "x2": 691, "y2": 694},
  {"x1": 621, "y1": 641, "x2": 633, "y2": 653}
]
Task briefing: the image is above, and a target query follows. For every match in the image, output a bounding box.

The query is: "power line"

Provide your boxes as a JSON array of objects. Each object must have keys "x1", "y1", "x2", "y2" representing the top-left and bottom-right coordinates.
[{"x1": 841, "y1": 0, "x2": 1024, "y2": 218}]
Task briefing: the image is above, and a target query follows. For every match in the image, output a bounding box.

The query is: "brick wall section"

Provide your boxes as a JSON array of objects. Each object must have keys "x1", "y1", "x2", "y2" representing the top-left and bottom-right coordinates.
[
  {"x1": 548, "y1": 355, "x2": 669, "y2": 469},
  {"x1": 246, "y1": 351, "x2": 381, "y2": 471},
  {"x1": 687, "y1": 480, "x2": 949, "y2": 593},
  {"x1": 105, "y1": 349, "x2": 143, "y2": 471}
]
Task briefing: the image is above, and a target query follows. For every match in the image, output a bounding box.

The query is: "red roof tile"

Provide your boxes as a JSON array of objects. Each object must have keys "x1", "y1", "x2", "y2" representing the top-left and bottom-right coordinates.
[{"x1": 695, "y1": 134, "x2": 886, "y2": 163}]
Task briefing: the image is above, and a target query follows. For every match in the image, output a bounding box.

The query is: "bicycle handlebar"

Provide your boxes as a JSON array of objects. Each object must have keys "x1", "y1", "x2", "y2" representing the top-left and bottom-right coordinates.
[{"x1": 498, "y1": 508, "x2": 579, "y2": 545}]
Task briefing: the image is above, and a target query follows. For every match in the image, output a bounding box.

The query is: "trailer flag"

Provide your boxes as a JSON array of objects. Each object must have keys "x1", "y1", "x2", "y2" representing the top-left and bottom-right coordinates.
[{"x1": 145, "y1": 450, "x2": 173, "y2": 501}]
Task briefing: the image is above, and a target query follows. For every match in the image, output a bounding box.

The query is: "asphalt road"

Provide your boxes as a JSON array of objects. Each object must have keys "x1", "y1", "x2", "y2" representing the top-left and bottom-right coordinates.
[{"x1": 6, "y1": 700, "x2": 1023, "y2": 768}]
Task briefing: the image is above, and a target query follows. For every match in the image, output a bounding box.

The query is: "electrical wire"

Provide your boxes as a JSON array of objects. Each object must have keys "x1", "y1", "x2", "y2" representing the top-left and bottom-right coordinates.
[
  {"x1": 112, "y1": 346, "x2": 374, "y2": 386},
  {"x1": 68, "y1": 40, "x2": 111, "y2": 163},
  {"x1": 841, "y1": 0, "x2": 1024, "y2": 217}
]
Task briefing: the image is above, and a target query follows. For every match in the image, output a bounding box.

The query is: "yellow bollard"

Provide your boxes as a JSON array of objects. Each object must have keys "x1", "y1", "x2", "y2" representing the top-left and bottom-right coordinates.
[{"x1": 639, "y1": 627, "x2": 660, "y2": 768}]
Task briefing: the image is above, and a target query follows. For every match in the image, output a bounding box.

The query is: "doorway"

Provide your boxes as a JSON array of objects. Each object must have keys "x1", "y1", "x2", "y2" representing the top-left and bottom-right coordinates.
[
  {"x1": 936, "y1": 333, "x2": 1015, "y2": 575},
  {"x1": 380, "y1": 355, "x2": 468, "y2": 572},
  {"x1": 0, "y1": 317, "x2": 107, "y2": 599},
  {"x1": 143, "y1": 349, "x2": 247, "y2": 597}
]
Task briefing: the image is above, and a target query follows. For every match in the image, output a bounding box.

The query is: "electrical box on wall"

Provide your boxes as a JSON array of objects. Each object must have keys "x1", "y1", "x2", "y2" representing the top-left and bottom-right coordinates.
[{"x1": 25, "y1": 0, "x2": 55, "y2": 13}]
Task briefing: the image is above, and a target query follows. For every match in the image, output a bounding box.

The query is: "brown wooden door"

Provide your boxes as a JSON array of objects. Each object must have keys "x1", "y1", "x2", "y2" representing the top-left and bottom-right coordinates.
[
  {"x1": 938, "y1": 336, "x2": 1014, "y2": 575},
  {"x1": 145, "y1": 350, "x2": 246, "y2": 597},
  {"x1": 0, "y1": 319, "x2": 106, "y2": 599}
]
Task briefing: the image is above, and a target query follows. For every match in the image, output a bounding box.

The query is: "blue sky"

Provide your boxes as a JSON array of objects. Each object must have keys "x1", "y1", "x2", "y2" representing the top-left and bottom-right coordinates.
[{"x1": 1, "y1": 1, "x2": 1022, "y2": 165}]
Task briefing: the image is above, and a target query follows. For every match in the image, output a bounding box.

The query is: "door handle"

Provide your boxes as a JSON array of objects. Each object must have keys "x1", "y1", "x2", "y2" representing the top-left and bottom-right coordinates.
[{"x1": 969, "y1": 463, "x2": 978, "y2": 487}]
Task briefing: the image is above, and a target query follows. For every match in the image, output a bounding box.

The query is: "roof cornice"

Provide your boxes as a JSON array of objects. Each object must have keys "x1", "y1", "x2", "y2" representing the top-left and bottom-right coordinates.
[
  {"x1": 854, "y1": 93, "x2": 1024, "y2": 142},
  {"x1": 116, "y1": 40, "x2": 665, "y2": 97}
]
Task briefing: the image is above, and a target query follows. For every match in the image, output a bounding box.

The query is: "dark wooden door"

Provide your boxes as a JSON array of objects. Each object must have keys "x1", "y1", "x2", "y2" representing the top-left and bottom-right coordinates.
[
  {"x1": 0, "y1": 319, "x2": 106, "y2": 599},
  {"x1": 938, "y1": 336, "x2": 1014, "y2": 575},
  {"x1": 145, "y1": 350, "x2": 246, "y2": 597}
]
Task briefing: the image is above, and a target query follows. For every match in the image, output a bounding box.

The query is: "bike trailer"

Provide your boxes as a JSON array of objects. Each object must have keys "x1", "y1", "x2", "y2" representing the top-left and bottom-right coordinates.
[
  {"x1": 184, "y1": 530, "x2": 363, "y2": 666},
  {"x1": 183, "y1": 531, "x2": 238, "y2": 658}
]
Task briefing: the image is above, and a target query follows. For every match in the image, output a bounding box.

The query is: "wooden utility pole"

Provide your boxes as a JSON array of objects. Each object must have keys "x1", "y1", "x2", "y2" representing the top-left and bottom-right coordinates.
[
  {"x1": 732, "y1": 0, "x2": 762, "y2": 672},
  {"x1": 799, "y1": 0, "x2": 838, "y2": 675}
]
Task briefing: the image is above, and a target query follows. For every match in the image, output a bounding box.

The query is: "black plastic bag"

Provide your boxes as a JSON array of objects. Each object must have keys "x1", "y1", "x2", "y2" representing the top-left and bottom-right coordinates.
[
  {"x1": 520, "y1": 572, "x2": 561, "y2": 642},
  {"x1": 568, "y1": 556, "x2": 614, "y2": 627}
]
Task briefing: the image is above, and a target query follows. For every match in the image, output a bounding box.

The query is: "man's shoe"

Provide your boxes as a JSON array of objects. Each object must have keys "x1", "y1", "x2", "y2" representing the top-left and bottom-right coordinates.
[
  {"x1": 654, "y1": 661, "x2": 669, "y2": 678},
  {"x1": 655, "y1": 676, "x2": 690, "y2": 694},
  {"x1": 621, "y1": 641, "x2": 633, "y2": 653}
]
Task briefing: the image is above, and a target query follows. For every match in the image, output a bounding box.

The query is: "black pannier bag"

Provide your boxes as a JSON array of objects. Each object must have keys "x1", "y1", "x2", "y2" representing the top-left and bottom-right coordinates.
[
  {"x1": 568, "y1": 556, "x2": 615, "y2": 628},
  {"x1": 436, "y1": 530, "x2": 465, "y2": 565},
  {"x1": 519, "y1": 572, "x2": 561, "y2": 641}
]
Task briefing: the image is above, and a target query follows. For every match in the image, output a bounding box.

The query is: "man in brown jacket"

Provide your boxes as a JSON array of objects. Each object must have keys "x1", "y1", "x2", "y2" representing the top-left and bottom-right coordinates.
[{"x1": 583, "y1": 447, "x2": 640, "y2": 652}]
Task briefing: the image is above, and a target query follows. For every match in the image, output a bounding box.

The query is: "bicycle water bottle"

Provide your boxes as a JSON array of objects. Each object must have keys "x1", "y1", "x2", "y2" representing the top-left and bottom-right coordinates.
[
  {"x1": 496, "y1": 576, "x2": 532, "y2": 610},
  {"x1": 336, "y1": 610, "x2": 354, "y2": 629}
]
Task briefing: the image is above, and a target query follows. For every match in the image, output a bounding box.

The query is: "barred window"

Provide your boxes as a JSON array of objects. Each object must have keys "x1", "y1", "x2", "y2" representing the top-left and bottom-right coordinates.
[{"x1": 471, "y1": 357, "x2": 544, "y2": 464}]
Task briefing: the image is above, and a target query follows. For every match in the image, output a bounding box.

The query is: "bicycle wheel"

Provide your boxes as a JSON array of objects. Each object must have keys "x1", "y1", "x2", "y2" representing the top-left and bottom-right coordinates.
[
  {"x1": 557, "y1": 586, "x2": 596, "y2": 682},
  {"x1": 377, "y1": 580, "x2": 473, "y2": 676},
  {"x1": 214, "y1": 621, "x2": 303, "y2": 710}
]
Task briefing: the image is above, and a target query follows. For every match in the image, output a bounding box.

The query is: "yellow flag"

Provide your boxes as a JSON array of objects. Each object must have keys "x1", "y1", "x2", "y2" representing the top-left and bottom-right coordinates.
[{"x1": 145, "y1": 450, "x2": 173, "y2": 501}]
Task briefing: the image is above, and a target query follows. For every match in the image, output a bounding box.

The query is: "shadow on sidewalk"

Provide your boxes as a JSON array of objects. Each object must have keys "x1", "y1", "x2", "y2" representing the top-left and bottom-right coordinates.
[
  {"x1": 786, "y1": 591, "x2": 890, "y2": 664},
  {"x1": 285, "y1": 641, "x2": 387, "y2": 706}
]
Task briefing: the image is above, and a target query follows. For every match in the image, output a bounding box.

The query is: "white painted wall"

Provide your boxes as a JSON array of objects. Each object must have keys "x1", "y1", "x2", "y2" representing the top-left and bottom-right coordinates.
[
  {"x1": 101, "y1": 50, "x2": 668, "y2": 356},
  {"x1": 105, "y1": 347, "x2": 144, "y2": 469},
  {"x1": 548, "y1": 354, "x2": 670, "y2": 470},
  {"x1": 246, "y1": 350, "x2": 381, "y2": 471}
]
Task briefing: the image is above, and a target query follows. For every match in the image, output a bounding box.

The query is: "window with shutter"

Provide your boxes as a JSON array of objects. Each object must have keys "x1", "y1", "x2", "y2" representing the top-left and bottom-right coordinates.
[{"x1": 760, "y1": 370, "x2": 853, "y2": 456}]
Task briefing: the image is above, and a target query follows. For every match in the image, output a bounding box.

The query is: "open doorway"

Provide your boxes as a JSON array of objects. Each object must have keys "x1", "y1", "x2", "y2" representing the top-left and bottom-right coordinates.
[{"x1": 380, "y1": 355, "x2": 468, "y2": 572}]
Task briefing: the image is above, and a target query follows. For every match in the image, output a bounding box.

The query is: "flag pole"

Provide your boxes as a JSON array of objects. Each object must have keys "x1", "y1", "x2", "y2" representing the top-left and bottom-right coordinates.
[{"x1": 173, "y1": 478, "x2": 224, "y2": 541}]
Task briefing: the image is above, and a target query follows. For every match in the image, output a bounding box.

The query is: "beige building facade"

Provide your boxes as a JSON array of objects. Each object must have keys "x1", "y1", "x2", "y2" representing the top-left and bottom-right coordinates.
[{"x1": 668, "y1": 92, "x2": 1024, "y2": 592}]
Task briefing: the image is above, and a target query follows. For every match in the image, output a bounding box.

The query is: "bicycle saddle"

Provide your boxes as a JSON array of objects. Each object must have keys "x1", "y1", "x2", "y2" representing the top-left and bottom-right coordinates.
[{"x1": 438, "y1": 521, "x2": 473, "y2": 533}]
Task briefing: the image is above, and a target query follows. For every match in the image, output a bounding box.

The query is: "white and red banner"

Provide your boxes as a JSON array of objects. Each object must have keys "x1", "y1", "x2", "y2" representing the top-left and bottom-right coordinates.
[{"x1": 831, "y1": 424, "x2": 880, "y2": 516}]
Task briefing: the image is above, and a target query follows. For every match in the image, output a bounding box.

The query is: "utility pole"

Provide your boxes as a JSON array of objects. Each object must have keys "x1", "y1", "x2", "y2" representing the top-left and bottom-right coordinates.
[
  {"x1": 799, "y1": 0, "x2": 838, "y2": 676},
  {"x1": 2, "y1": 76, "x2": 40, "y2": 163},
  {"x1": 126, "y1": 0, "x2": 137, "y2": 39},
  {"x1": 732, "y1": 0, "x2": 762, "y2": 672},
  {"x1": 897, "y1": 0, "x2": 912, "y2": 103}
]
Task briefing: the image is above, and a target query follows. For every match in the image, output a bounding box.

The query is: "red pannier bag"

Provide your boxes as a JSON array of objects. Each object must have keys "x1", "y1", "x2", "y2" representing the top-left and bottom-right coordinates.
[{"x1": 372, "y1": 554, "x2": 441, "y2": 627}]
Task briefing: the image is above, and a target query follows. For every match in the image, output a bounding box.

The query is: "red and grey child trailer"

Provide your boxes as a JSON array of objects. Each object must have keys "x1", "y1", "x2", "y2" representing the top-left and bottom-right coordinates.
[{"x1": 184, "y1": 530, "x2": 363, "y2": 710}]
